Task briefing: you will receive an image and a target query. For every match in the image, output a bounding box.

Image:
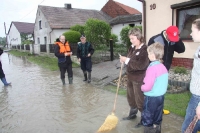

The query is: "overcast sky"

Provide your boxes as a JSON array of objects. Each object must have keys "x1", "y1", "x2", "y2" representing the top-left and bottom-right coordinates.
[{"x1": 0, "y1": 0, "x2": 142, "y2": 37}]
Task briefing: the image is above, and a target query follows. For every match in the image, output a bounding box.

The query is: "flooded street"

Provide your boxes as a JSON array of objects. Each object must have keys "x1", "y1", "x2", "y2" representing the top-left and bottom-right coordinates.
[{"x1": 0, "y1": 53, "x2": 183, "y2": 133}]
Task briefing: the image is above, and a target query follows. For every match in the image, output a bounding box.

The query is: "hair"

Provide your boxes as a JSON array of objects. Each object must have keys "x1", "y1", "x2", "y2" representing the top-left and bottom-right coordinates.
[
  {"x1": 128, "y1": 28, "x2": 145, "y2": 43},
  {"x1": 192, "y1": 19, "x2": 200, "y2": 30},
  {"x1": 147, "y1": 42, "x2": 164, "y2": 62}
]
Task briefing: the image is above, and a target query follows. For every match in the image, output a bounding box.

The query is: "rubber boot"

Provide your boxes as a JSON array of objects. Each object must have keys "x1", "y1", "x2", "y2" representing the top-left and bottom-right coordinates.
[
  {"x1": 122, "y1": 107, "x2": 138, "y2": 120},
  {"x1": 87, "y1": 72, "x2": 91, "y2": 83},
  {"x1": 1, "y1": 77, "x2": 11, "y2": 86},
  {"x1": 83, "y1": 71, "x2": 87, "y2": 81},
  {"x1": 144, "y1": 124, "x2": 161, "y2": 133},
  {"x1": 61, "y1": 78, "x2": 66, "y2": 85},
  {"x1": 68, "y1": 77, "x2": 73, "y2": 84}
]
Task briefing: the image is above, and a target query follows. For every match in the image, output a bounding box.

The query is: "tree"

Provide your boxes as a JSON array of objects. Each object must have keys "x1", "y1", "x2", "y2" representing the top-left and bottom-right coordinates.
[
  {"x1": 120, "y1": 26, "x2": 142, "y2": 49},
  {"x1": 70, "y1": 24, "x2": 85, "y2": 35},
  {"x1": 21, "y1": 33, "x2": 33, "y2": 45},
  {"x1": 0, "y1": 37, "x2": 6, "y2": 46},
  {"x1": 84, "y1": 18, "x2": 111, "y2": 48}
]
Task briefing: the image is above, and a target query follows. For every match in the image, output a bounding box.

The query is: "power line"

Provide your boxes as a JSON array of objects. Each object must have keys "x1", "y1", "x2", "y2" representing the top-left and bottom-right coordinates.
[{"x1": 17, "y1": 0, "x2": 45, "y2": 21}]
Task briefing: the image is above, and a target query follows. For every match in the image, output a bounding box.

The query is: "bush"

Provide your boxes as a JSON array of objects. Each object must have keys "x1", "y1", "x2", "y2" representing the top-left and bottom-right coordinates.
[
  {"x1": 120, "y1": 26, "x2": 142, "y2": 50},
  {"x1": 173, "y1": 66, "x2": 187, "y2": 74},
  {"x1": 110, "y1": 34, "x2": 118, "y2": 44},
  {"x1": 70, "y1": 24, "x2": 85, "y2": 35},
  {"x1": 63, "y1": 30, "x2": 81, "y2": 43},
  {"x1": 85, "y1": 18, "x2": 111, "y2": 48}
]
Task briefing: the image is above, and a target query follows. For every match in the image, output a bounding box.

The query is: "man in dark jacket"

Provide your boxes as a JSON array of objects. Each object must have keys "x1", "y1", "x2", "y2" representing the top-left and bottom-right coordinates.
[
  {"x1": 54, "y1": 35, "x2": 73, "y2": 85},
  {"x1": 0, "y1": 48, "x2": 11, "y2": 86},
  {"x1": 77, "y1": 35, "x2": 94, "y2": 83},
  {"x1": 148, "y1": 26, "x2": 185, "y2": 70}
]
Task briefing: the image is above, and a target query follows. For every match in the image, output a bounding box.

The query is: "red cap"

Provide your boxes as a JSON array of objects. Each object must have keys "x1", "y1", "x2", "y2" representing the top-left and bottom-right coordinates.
[{"x1": 166, "y1": 26, "x2": 179, "y2": 42}]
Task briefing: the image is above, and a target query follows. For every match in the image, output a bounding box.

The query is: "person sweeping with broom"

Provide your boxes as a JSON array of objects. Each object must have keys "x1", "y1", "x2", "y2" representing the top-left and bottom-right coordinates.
[{"x1": 119, "y1": 28, "x2": 149, "y2": 128}]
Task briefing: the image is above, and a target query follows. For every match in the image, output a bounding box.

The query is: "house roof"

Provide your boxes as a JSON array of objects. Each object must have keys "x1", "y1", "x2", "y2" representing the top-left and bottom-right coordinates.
[
  {"x1": 10, "y1": 22, "x2": 34, "y2": 34},
  {"x1": 38, "y1": 5, "x2": 110, "y2": 29},
  {"x1": 101, "y1": 0, "x2": 141, "y2": 18},
  {"x1": 109, "y1": 14, "x2": 142, "y2": 25}
]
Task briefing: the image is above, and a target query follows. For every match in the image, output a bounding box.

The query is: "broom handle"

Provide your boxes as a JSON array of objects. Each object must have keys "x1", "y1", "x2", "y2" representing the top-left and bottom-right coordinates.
[{"x1": 112, "y1": 62, "x2": 123, "y2": 113}]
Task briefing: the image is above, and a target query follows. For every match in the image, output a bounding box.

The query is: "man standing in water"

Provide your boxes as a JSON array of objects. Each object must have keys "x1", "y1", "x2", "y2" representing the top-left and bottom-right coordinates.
[
  {"x1": 77, "y1": 35, "x2": 94, "y2": 83},
  {"x1": 54, "y1": 35, "x2": 73, "y2": 85}
]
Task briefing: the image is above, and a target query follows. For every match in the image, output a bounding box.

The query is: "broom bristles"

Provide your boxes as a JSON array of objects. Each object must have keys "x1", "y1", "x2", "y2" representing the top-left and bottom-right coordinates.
[{"x1": 97, "y1": 112, "x2": 118, "y2": 132}]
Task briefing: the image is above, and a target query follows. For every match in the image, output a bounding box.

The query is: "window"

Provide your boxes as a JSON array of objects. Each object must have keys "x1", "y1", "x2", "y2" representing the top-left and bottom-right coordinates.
[
  {"x1": 177, "y1": 6, "x2": 200, "y2": 40},
  {"x1": 37, "y1": 37, "x2": 40, "y2": 44},
  {"x1": 44, "y1": 37, "x2": 47, "y2": 44},
  {"x1": 39, "y1": 20, "x2": 42, "y2": 30}
]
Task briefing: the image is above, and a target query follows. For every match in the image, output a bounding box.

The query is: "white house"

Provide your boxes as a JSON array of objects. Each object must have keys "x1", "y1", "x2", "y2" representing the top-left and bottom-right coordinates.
[{"x1": 7, "y1": 22, "x2": 34, "y2": 47}]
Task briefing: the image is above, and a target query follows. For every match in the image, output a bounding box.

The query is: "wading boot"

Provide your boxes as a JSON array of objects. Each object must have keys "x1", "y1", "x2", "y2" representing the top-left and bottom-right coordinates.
[
  {"x1": 87, "y1": 72, "x2": 91, "y2": 83},
  {"x1": 1, "y1": 77, "x2": 11, "y2": 86},
  {"x1": 122, "y1": 107, "x2": 138, "y2": 120},
  {"x1": 61, "y1": 78, "x2": 66, "y2": 85},
  {"x1": 68, "y1": 77, "x2": 73, "y2": 84},
  {"x1": 83, "y1": 71, "x2": 87, "y2": 81}
]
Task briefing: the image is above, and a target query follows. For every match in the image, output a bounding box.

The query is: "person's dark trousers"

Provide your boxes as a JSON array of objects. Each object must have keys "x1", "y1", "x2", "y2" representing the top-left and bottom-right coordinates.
[
  {"x1": 80, "y1": 57, "x2": 92, "y2": 83},
  {"x1": 123, "y1": 79, "x2": 144, "y2": 121},
  {"x1": 59, "y1": 61, "x2": 73, "y2": 85},
  {"x1": 142, "y1": 95, "x2": 164, "y2": 133}
]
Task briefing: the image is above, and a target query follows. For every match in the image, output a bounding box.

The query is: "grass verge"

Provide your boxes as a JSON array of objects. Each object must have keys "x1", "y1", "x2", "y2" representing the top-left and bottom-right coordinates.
[
  {"x1": 103, "y1": 84, "x2": 191, "y2": 117},
  {"x1": 9, "y1": 50, "x2": 80, "y2": 71}
]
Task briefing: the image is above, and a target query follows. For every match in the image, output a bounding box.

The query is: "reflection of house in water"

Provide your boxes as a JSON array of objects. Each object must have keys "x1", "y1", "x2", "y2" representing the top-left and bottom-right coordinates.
[{"x1": 142, "y1": 0, "x2": 200, "y2": 69}]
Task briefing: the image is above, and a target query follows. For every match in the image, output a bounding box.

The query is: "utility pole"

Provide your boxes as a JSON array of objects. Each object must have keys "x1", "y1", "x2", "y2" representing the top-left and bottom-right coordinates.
[{"x1": 4, "y1": 22, "x2": 8, "y2": 48}]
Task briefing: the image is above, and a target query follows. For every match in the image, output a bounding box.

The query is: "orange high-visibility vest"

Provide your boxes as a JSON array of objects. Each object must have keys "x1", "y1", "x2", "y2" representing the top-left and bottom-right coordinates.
[{"x1": 55, "y1": 42, "x2": 71, "y2": 53}]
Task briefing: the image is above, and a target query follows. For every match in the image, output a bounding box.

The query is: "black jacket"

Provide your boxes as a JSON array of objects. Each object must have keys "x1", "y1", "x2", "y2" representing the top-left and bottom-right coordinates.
[
  {"x1": 148, "y1": 31, "x2": 185, "y2": 70},
  {"x1": 77, "y1": 42, "x2": 94, "y2": 59},
  {"x1": 54, "y1": 40, "x2": 73, "y2": 63}
]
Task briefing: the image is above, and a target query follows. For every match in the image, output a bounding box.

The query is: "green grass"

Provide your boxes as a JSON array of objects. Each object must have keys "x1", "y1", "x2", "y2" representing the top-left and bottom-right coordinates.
[
  {"x1": 103, "y1": 84, "x2": 191, "y2": 117},
  {"x1": 103, "y1": 85, "x2": 126, "y2": 96},
  {"x1": 9, "y1": 50, "x2": 80, "y2": 71},
  {"x1": 164, "y1": 91, "x2": 191, "y2": 117}
]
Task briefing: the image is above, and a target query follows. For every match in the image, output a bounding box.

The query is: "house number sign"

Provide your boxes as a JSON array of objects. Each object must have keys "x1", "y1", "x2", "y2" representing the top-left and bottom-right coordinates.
[{"x1": 150, "y1": 4, "x2": 156, "y2": 10}]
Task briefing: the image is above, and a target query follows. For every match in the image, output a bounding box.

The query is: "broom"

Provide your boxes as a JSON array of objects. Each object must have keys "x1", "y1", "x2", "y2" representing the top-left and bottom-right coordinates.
[{"x1": 97, "y1": 63, "x2": 124, "y2": 132}]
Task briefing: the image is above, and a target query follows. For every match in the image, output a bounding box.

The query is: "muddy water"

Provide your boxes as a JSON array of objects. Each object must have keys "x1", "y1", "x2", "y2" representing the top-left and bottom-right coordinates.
[{"x1": 0, "y1": 53, "x2": 183, "y2": 133}]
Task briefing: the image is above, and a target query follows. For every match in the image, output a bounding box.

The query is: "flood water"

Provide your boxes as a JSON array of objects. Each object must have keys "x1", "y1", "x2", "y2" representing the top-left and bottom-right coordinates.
[{"x1": 0, "y1": 53, "x2": 183, "y2": 133}]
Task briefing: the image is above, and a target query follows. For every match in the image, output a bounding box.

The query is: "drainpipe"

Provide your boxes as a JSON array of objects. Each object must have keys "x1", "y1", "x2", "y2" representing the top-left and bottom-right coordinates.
[
  {"x1": 138, "y1": 0, "x2": 146, "y2": 42},
  {"x1": 172, "y1": 9, "x2": 174, "y2": 25},
  {"x1": 49, "y1": 29, "x2": 53, "y2": 44}
]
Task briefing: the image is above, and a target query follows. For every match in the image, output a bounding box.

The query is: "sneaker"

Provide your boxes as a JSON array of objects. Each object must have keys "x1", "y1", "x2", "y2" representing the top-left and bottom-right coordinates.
[{"x1": 135, "y1": 121, "x2": 142, "y2": 128}]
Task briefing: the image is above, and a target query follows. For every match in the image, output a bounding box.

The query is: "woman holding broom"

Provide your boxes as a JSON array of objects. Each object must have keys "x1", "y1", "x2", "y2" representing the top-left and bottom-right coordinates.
[{"x1": 119, "y1": 28, "x2": 149, "y2": 128}]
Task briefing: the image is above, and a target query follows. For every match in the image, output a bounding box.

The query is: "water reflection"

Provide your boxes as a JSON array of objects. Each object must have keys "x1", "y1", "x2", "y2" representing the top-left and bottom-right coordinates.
[{"x1": 0, "y1": 53, "x2": 183, "y2": 133}]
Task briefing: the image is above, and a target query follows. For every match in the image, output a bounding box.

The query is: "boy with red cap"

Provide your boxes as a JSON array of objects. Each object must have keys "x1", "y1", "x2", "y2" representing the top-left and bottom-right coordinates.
[{"x1": 148, "y1": 26, "x2": 185, "y2": 70}]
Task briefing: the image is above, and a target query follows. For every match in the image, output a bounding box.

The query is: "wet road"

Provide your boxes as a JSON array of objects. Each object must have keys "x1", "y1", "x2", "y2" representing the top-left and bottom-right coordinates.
[{"x1": 0, "y1": 53, "x2": 183, "y2": 133}]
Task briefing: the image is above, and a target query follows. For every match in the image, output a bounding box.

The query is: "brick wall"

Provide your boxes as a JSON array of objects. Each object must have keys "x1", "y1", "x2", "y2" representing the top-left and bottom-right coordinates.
[{"x1": 171, "y1": 57, "x2": 193, "y2": 69}]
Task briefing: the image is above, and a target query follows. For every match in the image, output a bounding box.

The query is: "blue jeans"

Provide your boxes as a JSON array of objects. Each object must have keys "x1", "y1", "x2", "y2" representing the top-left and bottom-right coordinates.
[
  {"x1": 182, "y1": 94, "x2": 200, "y2": 133},
  {"x1": 142, "y1": 95, "x2": 164, "y2": 126}
]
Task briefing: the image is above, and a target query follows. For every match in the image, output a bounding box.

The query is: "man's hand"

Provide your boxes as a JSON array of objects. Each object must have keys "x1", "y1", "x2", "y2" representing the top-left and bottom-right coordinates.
[
  {"x1": 78, "y1": 58, "x2": 81, "y2": 62},
  {"x1": 196, "y1": 106, "x2": 200, "y2": 119},
  {"x1": 88, "y1": 53, "x2": 91, "y2": 57}
]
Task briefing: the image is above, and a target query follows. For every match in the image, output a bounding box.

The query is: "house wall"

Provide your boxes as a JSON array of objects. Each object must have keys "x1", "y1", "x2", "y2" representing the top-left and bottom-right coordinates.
[
  {"x1": 145, "y1": 0, "x2": 199, "y2": 69},
  {"x1": 111, "y1": 22, "x2": 141, "y2": 43},
  {"x1": 34, "y1": 9, "x2": 69, "y2": 44},
  {"x1": 7, "y1": 23, "x2": 21, "y2": 46}
]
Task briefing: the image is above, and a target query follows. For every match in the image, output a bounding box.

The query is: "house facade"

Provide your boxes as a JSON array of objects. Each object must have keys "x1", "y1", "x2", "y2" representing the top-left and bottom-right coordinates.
[
  {"x1": 7, "y1": 22, "x2": 34, "y2": 47},
  {"x1": 143, "y1": 0, "x2": 200, "y2": 68}
]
